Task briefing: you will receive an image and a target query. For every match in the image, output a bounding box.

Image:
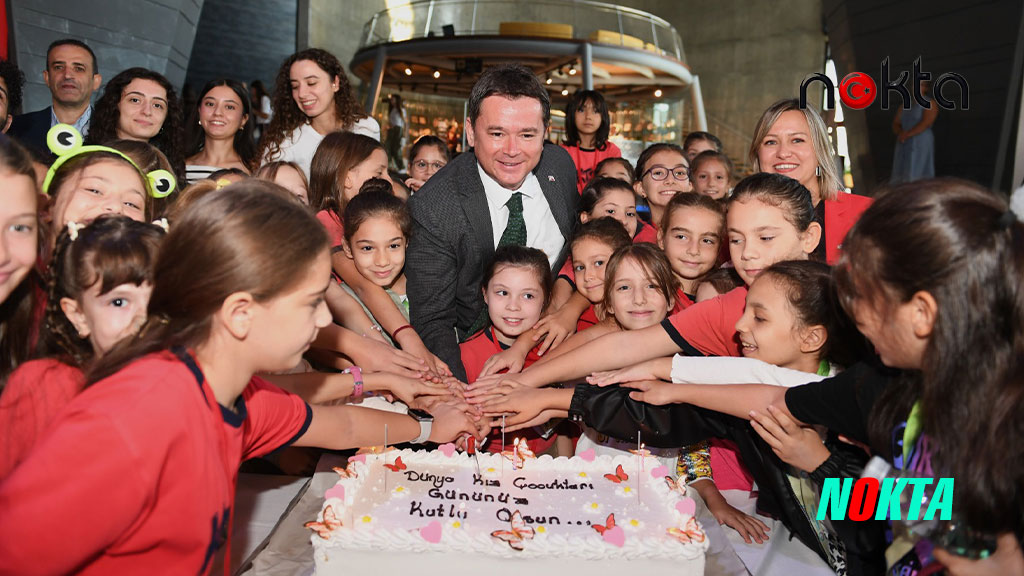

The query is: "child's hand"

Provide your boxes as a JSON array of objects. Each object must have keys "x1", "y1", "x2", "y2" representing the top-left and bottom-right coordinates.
[
  {"x1": 480, "y1": 347, "x2": 527, "y2": 377},
  {"x1": 348, "y1": 336, "x2": 429, "y2": 378},
  {"x1": 621, "y1": 379, "x2": 681, "y2": 405},
  {"x1": 464, "y1": 373, "x2": 524, "y2": 404},
  {"x1": 532, "y1": 309, "x2": 577, "y2": 355},
  {"x1": 749, "y1": 405, "x2": 829, "y2": 474},
  {"x1": 405, "y1": 177, "x2": 427, "y2": 193},
  {"x1": 501, "y1": 409, "x2": 565, "y2": 433},
  {"x1": 387, "y1": 374, "x2": 452, "y2": 406},
  {"x1": 428, "y1": 401, "x2": 489, "y2": 443},
  {"x1": 934, "y1": 533, "x2": 1024, "y2": 576},
  {"x1": 479, "y1": 382, "x2": 546, "y2": 423},
  {"x1": 700, "y1": 485, "x2": 771, "y2": 544},
  {"x1": 588, "y1": 359, "x2": 664, "y2": 387}
]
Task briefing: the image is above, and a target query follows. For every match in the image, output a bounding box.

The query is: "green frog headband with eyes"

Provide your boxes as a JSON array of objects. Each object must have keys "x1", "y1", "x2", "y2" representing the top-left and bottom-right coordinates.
[{"x1": 41, "y1": 124, "x2": 177, "y2": 199}]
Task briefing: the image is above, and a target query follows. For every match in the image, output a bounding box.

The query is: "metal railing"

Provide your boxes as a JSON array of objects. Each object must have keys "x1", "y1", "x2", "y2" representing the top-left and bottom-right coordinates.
[{"x1": 360, "y1": 0, "x2": 686, "y2": 62}]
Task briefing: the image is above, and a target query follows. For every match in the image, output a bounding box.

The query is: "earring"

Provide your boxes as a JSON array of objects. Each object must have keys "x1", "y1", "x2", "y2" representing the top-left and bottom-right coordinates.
[{"x1": 815, "y1": 165, "x2": 821, "y2": 177}]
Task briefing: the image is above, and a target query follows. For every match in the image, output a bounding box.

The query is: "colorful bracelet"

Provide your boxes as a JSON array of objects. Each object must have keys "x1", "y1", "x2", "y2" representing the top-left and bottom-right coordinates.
[
  {"x1": 391, "y1": 324, "x2": 414, "y2": 340},
  {"x1": 344, "y1": 366, "x2": 363, "y2": 397}
]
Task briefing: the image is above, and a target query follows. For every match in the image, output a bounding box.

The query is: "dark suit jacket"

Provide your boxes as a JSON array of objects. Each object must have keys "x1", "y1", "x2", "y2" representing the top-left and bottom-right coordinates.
[
  {"x1": 8, "y1": 107, "x2": 55, "y2": 163},
  {"x1": 406, "y1": 142, "x2": 579, "y2": 380}
]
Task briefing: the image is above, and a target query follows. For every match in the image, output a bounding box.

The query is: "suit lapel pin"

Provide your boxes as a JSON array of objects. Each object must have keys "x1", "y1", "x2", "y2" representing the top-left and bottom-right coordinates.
[{"x1": 548, "y1": 175, "x2": 556, "y2": 182}]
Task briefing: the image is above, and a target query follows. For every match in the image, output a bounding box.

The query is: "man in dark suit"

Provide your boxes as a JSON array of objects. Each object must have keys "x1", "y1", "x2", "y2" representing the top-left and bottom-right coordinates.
[
  {"x1": 406, "y1": 64, "x2": 578, "y2": 380},
  {"x1": 9, "y1": 39, "x2": 101, "y2": 161}
]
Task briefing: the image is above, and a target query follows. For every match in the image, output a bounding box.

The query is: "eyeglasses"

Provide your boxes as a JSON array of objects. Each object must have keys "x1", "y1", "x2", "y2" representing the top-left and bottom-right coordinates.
[
  {"x1": 413, "y1": 160, "x2": 446, "y2": 171},
  {"x1": 643, "y1": 166, "x2": 689, "y2": 182}
]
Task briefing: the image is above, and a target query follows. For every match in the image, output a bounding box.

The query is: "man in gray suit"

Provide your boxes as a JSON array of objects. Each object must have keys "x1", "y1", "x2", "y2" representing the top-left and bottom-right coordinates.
[{"x1": 406, "y1": 64, "x2": 578, "y2": 380}]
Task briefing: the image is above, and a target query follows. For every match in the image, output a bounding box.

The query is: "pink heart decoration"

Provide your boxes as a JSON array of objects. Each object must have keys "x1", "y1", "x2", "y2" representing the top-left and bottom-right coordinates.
[
  {"x1": 650, "y1": 465, "x2": 668, "y2": 478},
  {"x1": 577, "y1": 449, "x2": 596, "y2": 462},
  {"x1": 349, "y1": 454, "x2": 367, "y2": 464},
  {"x1": 675, "y1": 498, "x2": 696, "y2": 516},
  {"x1": 602, "y1": 525, "x2": 625, "y2": 547},
  {"x1": 438, "y1": 443, "x2": 457, "y2": 457},
  {"x1": 420, "y1": 520, "x2": 443, "y2": 543},
  {"x1": 324, "y1": 485, "x2": 345, "y2": 501}
]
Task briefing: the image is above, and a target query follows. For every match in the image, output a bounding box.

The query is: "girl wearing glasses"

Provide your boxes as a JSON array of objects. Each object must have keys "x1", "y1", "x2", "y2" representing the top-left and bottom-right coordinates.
[
  {"x1": 404, "y1": 135, "x2": 449, "y2": 193},
  {"x1": 634, "y1": 143, "x2": 693, "y2": 233}
]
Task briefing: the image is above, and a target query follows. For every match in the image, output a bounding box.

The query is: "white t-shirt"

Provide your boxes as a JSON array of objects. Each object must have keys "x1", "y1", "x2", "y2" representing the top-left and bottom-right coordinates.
[
  {"x1": 268, "y1": 116, "x2": 381, "y2": 178},
  {"x1": 477, "y1": 164, "x2": 565, "y2": 268},
  {"x1": 257, "y1": 95, "x2": 272, "y2": 126}
]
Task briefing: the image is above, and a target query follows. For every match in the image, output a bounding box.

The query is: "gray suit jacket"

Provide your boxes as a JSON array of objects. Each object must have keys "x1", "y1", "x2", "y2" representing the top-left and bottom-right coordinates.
[{"x1": 406, "y1": 142, "x2": 578, "y2": 380}]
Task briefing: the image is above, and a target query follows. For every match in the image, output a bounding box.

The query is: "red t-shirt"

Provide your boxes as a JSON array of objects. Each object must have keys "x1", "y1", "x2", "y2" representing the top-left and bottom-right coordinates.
[
  {"x1": 632, "y1": 220, "x2": 659, "y2": 244},
  {"x1": 459, "y1": 329, "x2": 552, "y2": 454},
  {"x1": 660, "y1": 286, "x2": 747, "y2": 357},
  {"x1": 577, "y1": 305, "x2": 601, "y2": 333},
  {"x1": 0, "y1": 349, "x2": 311, "y2": 575},
  {"x1": 669, "y1": 288, "x2": 696, "y2": 316},
  {"x1": 562, "y1": 141, "x2": 622, "y2": 193},
  {"x1": 316, "y1": 209, "x2": 345, "y2": 252},
  {"x1": 0, "y1": 359, "x2": 85, "y2": 481}
]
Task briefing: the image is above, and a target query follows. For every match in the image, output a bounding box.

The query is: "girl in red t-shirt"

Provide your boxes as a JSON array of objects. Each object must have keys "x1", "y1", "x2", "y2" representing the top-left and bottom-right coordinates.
[
  {"x1": 633, "y1": 143, "x2": 693, "y2": 236},
  {"x1": 309, "y1": 132, "x2": 446, "y2": 375},
  {"x1": 561, "y1": 90, "x2": 621, "y2": 194},
  {"x1": 1, "y1": 216, "x2": 165, "y2": 480},
  {"x1": 460, "y1": 245, "x2": 552, "y2": 453},
  {"x1": 0, "y1": 183, "x2": 481, "y2": 575}
]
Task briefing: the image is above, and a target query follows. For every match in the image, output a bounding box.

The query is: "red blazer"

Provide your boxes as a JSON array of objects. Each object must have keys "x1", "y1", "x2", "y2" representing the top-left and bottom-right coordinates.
[{"x1": 823, "y1": 192, "x2": 873, "y2": 265}]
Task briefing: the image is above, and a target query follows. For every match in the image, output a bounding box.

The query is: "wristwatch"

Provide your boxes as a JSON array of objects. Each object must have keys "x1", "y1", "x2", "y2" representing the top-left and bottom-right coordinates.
[{"x1": 408, "y1": 409, "x2": 434, "y2": 444}]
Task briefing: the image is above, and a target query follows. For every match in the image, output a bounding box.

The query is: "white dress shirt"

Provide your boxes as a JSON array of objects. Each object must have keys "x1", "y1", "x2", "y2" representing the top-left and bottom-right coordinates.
[{"x1": 477, "y1": 164, "x2": 565, "y2": 268}]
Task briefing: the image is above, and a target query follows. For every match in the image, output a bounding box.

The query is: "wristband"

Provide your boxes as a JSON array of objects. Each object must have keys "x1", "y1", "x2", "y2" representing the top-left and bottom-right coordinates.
[
  {"x1": 408, "y1": 408, "x2": 434, "y2": 444},
  {"x1": 392, "y1": 324, "x2": 414, "y2": 340},
  {"x1": 344, "y1": 366, "x2": 363, "y2": 397}
]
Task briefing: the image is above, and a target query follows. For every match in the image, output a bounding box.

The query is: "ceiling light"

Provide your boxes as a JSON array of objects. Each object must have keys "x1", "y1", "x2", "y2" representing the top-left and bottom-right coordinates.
[
  {"x1": 561, "y1": 87, "x2": 569, "y2": 96},
  {"x1": 654, "y1": 89, "x2": 663, "y2": 98},
  {"x1": 569, "y1": 65, "x2": 577, "y2": 76},
  {"x1": 404, "y1": 67, "x2": 413, "y2": 76},
  {"x1": 433, "y1": 69, "x2": 441, "y2": 79}
]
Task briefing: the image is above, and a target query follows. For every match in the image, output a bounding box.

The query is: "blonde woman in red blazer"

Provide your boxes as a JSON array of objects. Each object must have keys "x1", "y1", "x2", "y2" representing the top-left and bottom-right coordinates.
[{"x1": 749, "y1": 99, "x2": 872, "y2": 265}]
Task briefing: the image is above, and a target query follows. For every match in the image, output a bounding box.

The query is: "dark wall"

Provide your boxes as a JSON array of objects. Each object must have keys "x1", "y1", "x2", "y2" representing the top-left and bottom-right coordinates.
[
  {"x1": 9, "y1": 0, "x2": 202, "y2": 112},
  {"x1": 824, "y1": 0, "x2": 1022, "y2": 191},
  {"x1": 184, "y1": 0, "x2": 296, "y2": 99}
]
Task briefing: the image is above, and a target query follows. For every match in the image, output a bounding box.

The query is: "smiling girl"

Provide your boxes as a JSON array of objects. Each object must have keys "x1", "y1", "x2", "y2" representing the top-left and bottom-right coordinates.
[
  {"x1": 185, "y1": 79, "x2": 256, "y2": 183},
  {"x1": 634, "y1": 143, "x2": 693, "y2": 233},
  {"x1": 260, "y1": 48, "x2": 379, "y2": 178}
]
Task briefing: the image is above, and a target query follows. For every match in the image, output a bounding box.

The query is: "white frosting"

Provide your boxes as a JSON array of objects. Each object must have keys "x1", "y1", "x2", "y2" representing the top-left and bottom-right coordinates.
[{"x1": 309, "y1": 448, "x2": 707, "y2": 570}]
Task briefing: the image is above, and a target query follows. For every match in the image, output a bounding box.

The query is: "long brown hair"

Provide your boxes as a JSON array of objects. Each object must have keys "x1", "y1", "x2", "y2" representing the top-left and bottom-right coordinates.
[
  {"x1": 0, "y1": 137, "x2": 41, "y2": 383},
  {"x1": 307, "y1": 131, "x2": 383, "y2": 215},
  {"x1": 87, "y1": 180, "x2": 329, "y2": 385},
  {"x1": 259, "y1": 49, "x2": 367, "y2": 163},
  {"x1": 835, "y1": 178, "x2": 1024, "y2": 534}
]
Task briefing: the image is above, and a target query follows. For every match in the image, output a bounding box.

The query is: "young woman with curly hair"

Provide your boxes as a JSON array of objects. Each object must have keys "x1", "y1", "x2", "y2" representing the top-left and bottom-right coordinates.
[
  {"x1": 85, "y1": 67, "x2": 185, "y2": 182},
  {"x1": 258, "y1": 48, "x2": 379, "y2": 178}
]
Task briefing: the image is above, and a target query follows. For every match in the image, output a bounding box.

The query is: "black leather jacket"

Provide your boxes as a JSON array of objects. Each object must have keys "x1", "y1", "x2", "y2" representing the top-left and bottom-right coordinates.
[{"x1": 568, "y1": 384, "x2": 886, "y2": 575}]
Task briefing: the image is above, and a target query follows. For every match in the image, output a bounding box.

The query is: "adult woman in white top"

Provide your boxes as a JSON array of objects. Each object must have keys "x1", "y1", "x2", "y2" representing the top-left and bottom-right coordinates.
[{"x1": 259, "y1": 48, "x2": 379, "y2": 178}]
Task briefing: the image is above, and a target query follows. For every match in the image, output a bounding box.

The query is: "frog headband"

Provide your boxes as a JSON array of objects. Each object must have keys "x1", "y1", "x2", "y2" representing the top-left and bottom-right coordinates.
[{"x1": 41, "y1": 124, "x2": 177, "y2": 199}]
